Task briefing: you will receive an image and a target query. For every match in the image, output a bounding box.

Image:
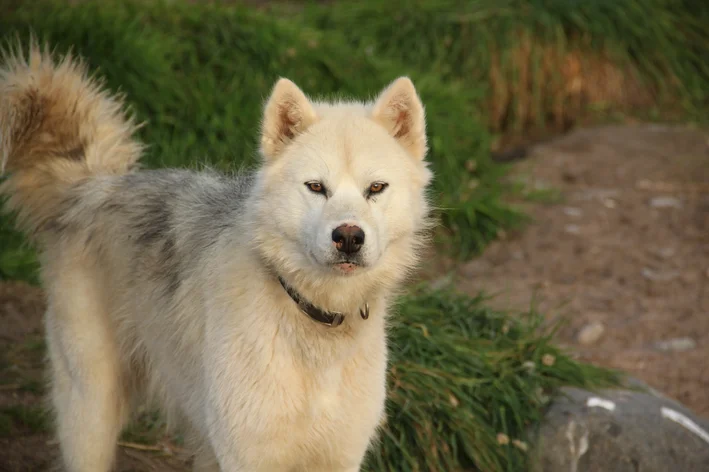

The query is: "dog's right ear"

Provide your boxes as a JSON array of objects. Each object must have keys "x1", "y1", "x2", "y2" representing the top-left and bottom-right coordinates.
[{"x1": 260, "y1": 78, "x2": 317, "y2": 161}]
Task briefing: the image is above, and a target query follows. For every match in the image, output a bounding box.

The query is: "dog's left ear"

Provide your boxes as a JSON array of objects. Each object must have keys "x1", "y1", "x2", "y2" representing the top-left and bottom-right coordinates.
[
  {"x1": 371, "y1": 77, "x2": 427, "y2": 160},
  {"x1": 260, "y1": 78, "x2": 318, "y2": 161}
]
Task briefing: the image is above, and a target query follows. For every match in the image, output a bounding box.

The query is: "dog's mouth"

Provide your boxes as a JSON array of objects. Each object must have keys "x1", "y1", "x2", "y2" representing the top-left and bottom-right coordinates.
[{"x1": 334, "y1": 260, "x2": 360, "y2": 274}]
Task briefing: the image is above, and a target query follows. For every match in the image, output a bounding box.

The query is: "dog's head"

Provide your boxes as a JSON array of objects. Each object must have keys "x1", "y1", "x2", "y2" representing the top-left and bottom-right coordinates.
[{"x1": 253, "y1": 77, "x2": 433, "y2": 282}]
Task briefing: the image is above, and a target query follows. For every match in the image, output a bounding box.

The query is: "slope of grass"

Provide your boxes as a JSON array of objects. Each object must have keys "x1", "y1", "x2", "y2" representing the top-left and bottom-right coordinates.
[{"x1": 302, "y1": 0, "x2": 709, "y2": 135}]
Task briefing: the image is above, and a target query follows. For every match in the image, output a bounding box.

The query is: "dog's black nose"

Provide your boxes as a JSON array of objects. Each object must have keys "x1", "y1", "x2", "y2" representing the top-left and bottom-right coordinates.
[{"x1": 332, "y1": 225, "x2": 365, "y2": 255}]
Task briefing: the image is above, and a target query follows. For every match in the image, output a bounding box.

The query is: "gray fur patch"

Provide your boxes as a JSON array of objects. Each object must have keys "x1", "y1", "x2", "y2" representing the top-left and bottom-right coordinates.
[
  {"x1": 158, "y1": 235, "x2": 181, "y2": 296},
  {"x1": 133, "y1": 199, "x2": 172, "y2": 246},
  {"x1": 47, "y1": 167, "x2": 255, "y2": 301},
  {"x1": 122, "y1": 169, "x2": 254, "y2": 298}
]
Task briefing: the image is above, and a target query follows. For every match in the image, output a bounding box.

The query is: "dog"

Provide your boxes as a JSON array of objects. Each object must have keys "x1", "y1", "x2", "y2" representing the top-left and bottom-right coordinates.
[{"x1": 0, "y1": 43, "x2": 433, "y2": 471}]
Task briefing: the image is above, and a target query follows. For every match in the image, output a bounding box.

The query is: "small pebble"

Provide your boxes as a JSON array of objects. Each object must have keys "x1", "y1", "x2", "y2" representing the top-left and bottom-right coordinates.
[
  {"x1": 655, "y1": 247, "x2": 676, "y2": 259},
  {"x1": 564, "y1": 224, "x2": 581, "y2": 235},
  {"x1": 641, "y1": 268, "x2": 679, "y2": 282},
  {"x1": 563, "y1": 207, "x2": 583, "y2": 217},
  {"x1": 655, "y1": 337, "x2": 696, "y2": 352},
  {"x1": 577, "y1": 322, "x2": 605, "y2": 345},
  {"x1": 650, "y1": 196, "x2": 682, "y2": 209}
]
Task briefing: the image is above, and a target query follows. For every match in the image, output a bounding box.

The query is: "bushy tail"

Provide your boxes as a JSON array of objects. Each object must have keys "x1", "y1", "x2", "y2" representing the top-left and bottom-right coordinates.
[{"x1": 0, "y1": 41, "x2": 143, "y2": 238}]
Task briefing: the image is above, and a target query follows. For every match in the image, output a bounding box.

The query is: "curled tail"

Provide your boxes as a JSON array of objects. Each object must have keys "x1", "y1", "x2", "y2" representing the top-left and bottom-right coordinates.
[{"x1": 0, "y1": 41, "x2": 143, "y2": 238}]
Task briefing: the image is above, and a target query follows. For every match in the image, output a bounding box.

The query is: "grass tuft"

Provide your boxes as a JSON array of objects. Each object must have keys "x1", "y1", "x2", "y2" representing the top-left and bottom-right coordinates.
[
  {"x1": 0, "y1": 405, "x2": 51, "y2": 437},
  {"x1": 302, "y1": 0, "x2": 709, "y2": 133},
  {"x1": 370, "y1": 285, "x2": 620, "y2": 471}
]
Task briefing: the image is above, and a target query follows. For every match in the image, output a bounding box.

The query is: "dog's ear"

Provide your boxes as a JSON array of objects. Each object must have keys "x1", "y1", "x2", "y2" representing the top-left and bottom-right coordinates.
[
  {"x1": 371, "y1": 77, "x2": 427, "y2": 160},
  {"x1": 260, "y1": 78, "x2": 318, "y2": 160}
]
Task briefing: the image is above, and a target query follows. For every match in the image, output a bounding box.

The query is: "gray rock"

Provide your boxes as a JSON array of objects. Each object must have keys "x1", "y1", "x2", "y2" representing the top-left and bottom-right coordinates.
[{"x1": 531, "y1": 382, "x2": 709, "y2": 472}]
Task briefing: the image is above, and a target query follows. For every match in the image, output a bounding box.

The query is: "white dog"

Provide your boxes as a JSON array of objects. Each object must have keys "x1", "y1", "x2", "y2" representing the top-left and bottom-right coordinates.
[{"x1": 0, "y1": 43, "x2": 433, "y2": 471}]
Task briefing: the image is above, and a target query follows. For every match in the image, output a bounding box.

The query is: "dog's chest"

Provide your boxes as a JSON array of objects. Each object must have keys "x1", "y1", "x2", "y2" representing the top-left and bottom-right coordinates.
[
  {"x1": 291, "y1": 358, "x2": 382, "y2": 431},
  {"x1": 251, "y1": 348, "x2": 387, "y2": 468},
  {"x1": 307, "y1": 368, "x2": 344, "y2": 417}
]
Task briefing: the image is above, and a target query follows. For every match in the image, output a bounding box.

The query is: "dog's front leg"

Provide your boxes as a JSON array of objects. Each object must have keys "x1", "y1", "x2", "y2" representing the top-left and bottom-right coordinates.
[
  {"x1": 203, "y1": 390, "x2": 243, "y2": 471},
  {"x1": 202, "y1": 350, "x2": 254, "y2": 472},
  {"x1": 202, "y1": 315, "x2": 279, "y2": 472}
]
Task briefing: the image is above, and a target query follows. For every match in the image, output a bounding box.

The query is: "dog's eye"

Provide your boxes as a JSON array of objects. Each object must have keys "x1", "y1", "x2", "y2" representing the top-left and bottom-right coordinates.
[
  {"x1": 305, "y1": 181, "x2": 326, "y2": 195},
  {"x1": 368, "y1": 182, "x2": 388, "y2": 196}
]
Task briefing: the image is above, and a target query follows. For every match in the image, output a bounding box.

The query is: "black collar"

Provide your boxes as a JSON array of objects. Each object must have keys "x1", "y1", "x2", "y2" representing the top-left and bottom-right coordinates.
[{"x1": 278, "y1": 276, "x2": 369, "y2": 328}]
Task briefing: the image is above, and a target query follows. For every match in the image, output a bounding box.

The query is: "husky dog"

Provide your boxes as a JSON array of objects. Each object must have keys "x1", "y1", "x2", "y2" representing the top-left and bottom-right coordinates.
[{"x1": 0, "y1": 44, "x2": 433, "y2": 471}]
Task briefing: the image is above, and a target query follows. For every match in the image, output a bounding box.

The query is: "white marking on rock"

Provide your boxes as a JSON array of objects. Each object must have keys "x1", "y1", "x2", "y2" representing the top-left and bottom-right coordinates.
[
  {"x1": 661, "y1": 407, "x2": 709, "y2": 445},
  {"x1": 566, "y1": 419, "x2": 589, "y2": 472},
  {"x1": 586, "y1": 397, "x2": 616, "y2": 411}
]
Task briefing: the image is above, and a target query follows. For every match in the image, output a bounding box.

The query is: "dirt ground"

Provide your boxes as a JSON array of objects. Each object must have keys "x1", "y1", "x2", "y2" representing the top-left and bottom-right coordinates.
[
  {"x1": 1, "y1": 124, "x2": 707, "y2": 470},
  {"x1": 457, "y1": 124, "x2": 709, "y2": 413}
]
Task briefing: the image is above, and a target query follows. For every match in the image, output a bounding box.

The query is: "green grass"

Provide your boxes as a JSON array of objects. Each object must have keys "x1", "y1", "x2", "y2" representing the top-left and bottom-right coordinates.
[
  {"x1": 120, "y1": 409, "x2": 177, "y2": 446},
  {"x1": 0, "y1": 405, "x2": 51, "y2": 437},
  {"x1": 371, "y1": 285, "x2": 620, "y2": 471}
]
